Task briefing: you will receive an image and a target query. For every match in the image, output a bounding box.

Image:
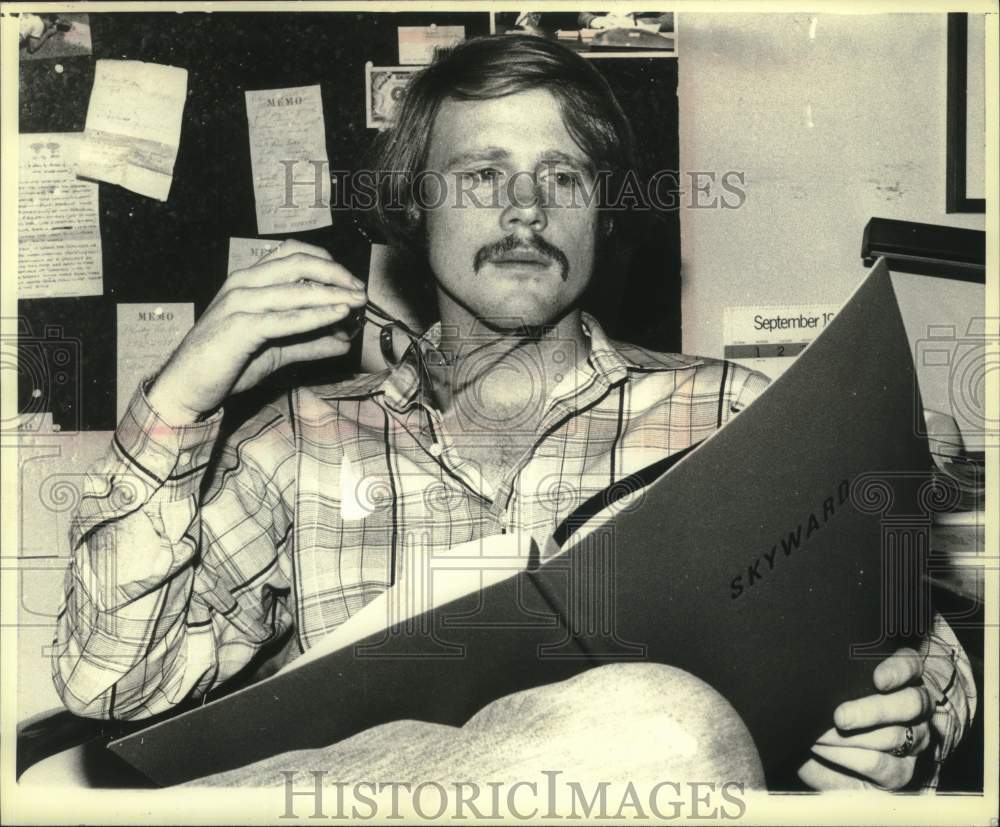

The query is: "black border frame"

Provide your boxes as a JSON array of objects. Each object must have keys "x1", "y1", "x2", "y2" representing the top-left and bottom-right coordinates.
[{"x1": 946, "y1": 12, "x2": 986, "y2": 214}]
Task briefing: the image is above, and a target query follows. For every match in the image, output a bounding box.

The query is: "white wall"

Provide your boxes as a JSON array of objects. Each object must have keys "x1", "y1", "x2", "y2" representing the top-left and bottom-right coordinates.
[{"x1": 678, "y1": 13, "x2": 985, "y2": 357}]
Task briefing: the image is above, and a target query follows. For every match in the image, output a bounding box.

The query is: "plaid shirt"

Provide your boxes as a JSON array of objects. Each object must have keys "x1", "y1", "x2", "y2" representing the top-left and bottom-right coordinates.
[{"x1": 52, "y1": 314, "x2": 974, "y2": 783}]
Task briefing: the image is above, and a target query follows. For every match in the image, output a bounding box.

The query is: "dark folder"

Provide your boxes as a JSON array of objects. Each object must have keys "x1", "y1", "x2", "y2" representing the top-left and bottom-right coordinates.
[{"x1": 108, "y1": 259, "x2": 933, "y2": 786}]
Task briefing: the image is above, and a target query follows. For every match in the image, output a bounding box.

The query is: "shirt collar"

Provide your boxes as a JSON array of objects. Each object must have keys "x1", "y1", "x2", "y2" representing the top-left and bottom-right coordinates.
[
  {"x1": 580, "y1": 311, "x2": 633, "y2": 387},
  {"x1": 379, "y1": 323, "x2": 443, "y2": 413}
]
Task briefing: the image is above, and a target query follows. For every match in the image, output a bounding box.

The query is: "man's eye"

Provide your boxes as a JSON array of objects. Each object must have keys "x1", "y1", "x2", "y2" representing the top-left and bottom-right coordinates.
[
  {"x1": 468, "y1": 167, "x2": 502, "y2": 184},
  {"x1": 541, "y1": 170, "x2": 582, "y2": 187}
]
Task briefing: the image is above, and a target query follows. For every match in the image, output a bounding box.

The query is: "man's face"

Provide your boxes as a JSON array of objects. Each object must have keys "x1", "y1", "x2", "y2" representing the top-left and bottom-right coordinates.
[{"x1": 422, "y1": 88, "x2": 599, "y2": 331}]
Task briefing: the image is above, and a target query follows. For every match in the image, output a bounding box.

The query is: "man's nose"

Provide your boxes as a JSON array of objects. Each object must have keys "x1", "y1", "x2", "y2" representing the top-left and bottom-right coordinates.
[{"x1": 499, "y1": 173, "x2": 548, "y2": 234}]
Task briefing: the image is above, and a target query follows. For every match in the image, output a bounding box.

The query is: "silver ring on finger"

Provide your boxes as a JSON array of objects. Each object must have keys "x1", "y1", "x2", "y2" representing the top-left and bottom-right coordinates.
[{"x1": 891, "y1": 725, "x2": 915, "y2": 758}]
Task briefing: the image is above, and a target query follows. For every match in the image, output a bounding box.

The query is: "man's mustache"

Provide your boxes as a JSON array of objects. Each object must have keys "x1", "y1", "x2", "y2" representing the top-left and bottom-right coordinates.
[{"x1": 473, "y1": 235, "x2": 570, "y2": 281}]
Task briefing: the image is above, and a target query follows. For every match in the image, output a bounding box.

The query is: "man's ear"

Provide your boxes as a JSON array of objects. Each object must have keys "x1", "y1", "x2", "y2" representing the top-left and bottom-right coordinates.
[{"x1": 601, "y1": 215, "x2": 614, "y2": 238}]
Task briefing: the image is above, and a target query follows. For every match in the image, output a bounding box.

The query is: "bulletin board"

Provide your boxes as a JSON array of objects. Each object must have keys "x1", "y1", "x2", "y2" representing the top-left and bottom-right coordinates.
[{"x1": 17, "y1": 11, "x2": 680, "y2": 431}]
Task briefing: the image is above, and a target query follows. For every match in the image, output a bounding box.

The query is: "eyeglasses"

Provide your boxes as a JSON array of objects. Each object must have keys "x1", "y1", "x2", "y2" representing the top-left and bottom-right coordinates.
[{"x1": 343, "y1": 298, "x2": 435, "y2": 393}]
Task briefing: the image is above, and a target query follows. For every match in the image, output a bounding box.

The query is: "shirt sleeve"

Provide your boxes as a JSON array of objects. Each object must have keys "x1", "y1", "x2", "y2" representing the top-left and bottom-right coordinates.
[
  {"x1": 21, "y1": 15, "x2": 46, "y2": 41},
  {"x1": 918, "y1": 612, "x2": 978, "y2": 790},
  {"x1": 51, "y1": 381, "x2": 297, "y2": 720},
  {"x1": 729, "y1": 365, "x2": 771, "y2": 414}
]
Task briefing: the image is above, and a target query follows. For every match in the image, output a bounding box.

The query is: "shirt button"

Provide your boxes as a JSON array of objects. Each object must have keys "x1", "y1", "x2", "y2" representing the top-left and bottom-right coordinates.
[
  {"x1": 428, "y1": 442, "x2": 443, "y2": 457},
  {"x1": 178, "y1": 451, "x2": 191, "y2": 465}
]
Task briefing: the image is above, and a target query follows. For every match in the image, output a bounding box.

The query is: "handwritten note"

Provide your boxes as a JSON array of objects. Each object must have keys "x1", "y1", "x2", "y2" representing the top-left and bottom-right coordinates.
[
  {"x1": 226, "y1": 237, "x2": 282, "y2": 275},
  {"x1": 245, "y1": 85, "x2": 332, "y2": 235},
  {"x1": 19, "y1": 134, "x2": 103, "y2": 298},
  {"x1": 116, "y1": 303, "x2": 194, "y2": 422},
  {"x1": 77, "y1": 59, "x2": 188, "y2": 201},
  {"x1": 397, "y1": 25, "x2": 464, "y2": 64}
]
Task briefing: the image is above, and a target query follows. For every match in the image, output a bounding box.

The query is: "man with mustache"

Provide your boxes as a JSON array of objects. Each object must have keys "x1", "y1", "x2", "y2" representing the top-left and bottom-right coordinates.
[{"x1": 52, "y1": 35, "x2": 974, "y2": 791}]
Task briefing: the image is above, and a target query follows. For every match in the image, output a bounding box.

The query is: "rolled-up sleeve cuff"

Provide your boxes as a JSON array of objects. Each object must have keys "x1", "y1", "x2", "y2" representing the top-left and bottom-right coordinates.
[
  {"x1": 114, "y1": 378, "x2": 223, "y2": 491},
  {"x1": 732, "y1": 368, "x2": 771, "y2": 413}
]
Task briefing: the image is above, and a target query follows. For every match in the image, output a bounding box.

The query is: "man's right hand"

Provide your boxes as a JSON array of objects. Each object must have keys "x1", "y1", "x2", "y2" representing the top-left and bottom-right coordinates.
[{"x1": 147, "y1": 240, "x2": 367, "y2": 425}]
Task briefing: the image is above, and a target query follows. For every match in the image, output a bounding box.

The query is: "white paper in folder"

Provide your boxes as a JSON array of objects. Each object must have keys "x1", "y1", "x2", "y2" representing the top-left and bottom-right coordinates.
[{"x1": 279, "y1": 532, "x2": 535, "y2": 675}]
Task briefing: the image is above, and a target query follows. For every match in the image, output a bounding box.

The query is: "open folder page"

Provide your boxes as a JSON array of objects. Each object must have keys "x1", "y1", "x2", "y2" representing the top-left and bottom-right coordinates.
[{"x1": 109, "y1": 259, "x2": 934, "y2": 787}]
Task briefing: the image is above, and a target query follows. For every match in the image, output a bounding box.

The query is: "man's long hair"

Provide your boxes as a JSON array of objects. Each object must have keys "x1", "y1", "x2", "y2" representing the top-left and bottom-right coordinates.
[{"x1": 364, "y1": 35, "x2": 639, "y2": 304}]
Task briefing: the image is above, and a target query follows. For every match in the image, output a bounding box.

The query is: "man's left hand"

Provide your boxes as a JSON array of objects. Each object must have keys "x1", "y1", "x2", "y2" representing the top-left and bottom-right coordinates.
[{"x1": 798, "y1": 647, "x2": 934, "y2": 790}]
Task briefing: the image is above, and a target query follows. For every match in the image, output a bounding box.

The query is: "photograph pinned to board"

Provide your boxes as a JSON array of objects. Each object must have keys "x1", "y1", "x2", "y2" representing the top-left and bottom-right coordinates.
[
  {"x1": 18, "y1": 12, "x2": 92, "y2": 61},
  {"x1": 397, "y1": 24, "x2": 465, "y2": 65},
  {"x1": 365, "y1": 63, "x2": 422, "y2": 129},
  {"x1": 492, "y1": 11, "x2": 676, "y2": 57}
]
